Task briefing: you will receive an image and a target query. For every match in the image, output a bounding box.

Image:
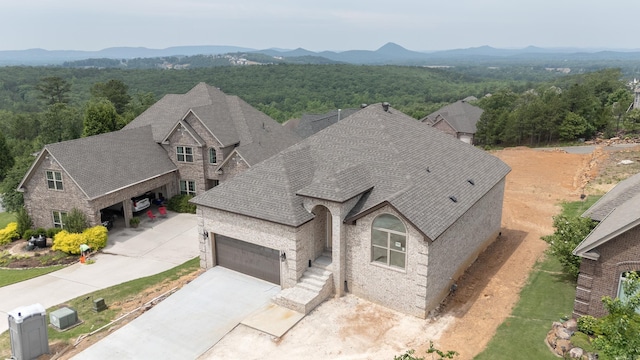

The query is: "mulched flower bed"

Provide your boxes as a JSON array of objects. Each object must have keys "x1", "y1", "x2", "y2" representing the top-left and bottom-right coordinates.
[{"x1": 0, "y1": 239, "x2": 78, "y2": 268}]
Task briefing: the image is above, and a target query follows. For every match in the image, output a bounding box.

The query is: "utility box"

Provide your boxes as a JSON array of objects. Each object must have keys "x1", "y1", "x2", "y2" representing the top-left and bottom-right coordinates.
[
  {"x1": 49, "y1": 307, "x2": 78, "y2": 330},
  {"x1": 8, "y1": 303, "x2": 49, "y2": 360},
  {"x1": 93, "y1": 298, "x2": 107, "y2": 312}
]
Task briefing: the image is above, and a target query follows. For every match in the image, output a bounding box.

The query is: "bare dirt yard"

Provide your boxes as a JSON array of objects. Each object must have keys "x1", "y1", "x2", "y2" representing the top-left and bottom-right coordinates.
[{"x1": 54, "y1": 145, "x2": 640, "y2": 360}]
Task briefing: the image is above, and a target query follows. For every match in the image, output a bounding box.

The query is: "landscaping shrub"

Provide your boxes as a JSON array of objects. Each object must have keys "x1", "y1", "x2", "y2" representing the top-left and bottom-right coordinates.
[
  {"x1": 65, "y1": 208, "x2": 89, "y2": 233},
  {"x1": 0, "y1": 222, "x2": 20, "y2": 245},
  {"x1": 166, "y1": 194, "x2": 196, "y2": 214},
  {"x1": 22, "y1": 229, "x2": 37, "y2": 240},
  {"x1": 15, "y1": 207, "x2": 32, "y2": 238},
  {"x1": 577, "y1": 315, "x2": 598, "y2": 335},
  {"x1": 46, "y1": 227, "x2": 62, "y2": 238},
  {"x1": 34, "y1": 227, "x2": 47, "y2": 237},
  {"x1": 52, "y1": 225, "x2": 108, "y2": 255}
]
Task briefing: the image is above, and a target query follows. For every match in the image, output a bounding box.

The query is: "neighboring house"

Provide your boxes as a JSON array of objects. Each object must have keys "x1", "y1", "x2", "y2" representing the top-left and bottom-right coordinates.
[
  {"x1": 421, "y1": 100, "x2": 483, "y2": 144},
  {"x1": 18, "y1": 83, "x2": 299, "y2": 229},
  {"x1": 191, "y1": 103, "x2": 511, "y2": 318},
  {"x1": 572, "y1": 172, "x2": 640, "y2": 318},
  {"x1": 283, "y1": 108, "x2": 361, "y2": 138}
]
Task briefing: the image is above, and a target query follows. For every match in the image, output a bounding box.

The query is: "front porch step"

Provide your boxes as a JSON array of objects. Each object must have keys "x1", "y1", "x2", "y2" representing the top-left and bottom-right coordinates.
[{"x1": 274, "y1": 263, "x2": 333, "y2": 314}]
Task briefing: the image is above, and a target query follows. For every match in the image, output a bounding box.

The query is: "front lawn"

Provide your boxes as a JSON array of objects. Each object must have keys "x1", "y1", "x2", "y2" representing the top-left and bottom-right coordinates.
[
  {"x1": 0, "y1": 257, "x2": 201, "y2": 358},
  {"x1": 0, "y1": 266, "x2": 66, "y2": 287},
  {"x1": 474, "y1": 256, "x2": 576, "y2": 360}
]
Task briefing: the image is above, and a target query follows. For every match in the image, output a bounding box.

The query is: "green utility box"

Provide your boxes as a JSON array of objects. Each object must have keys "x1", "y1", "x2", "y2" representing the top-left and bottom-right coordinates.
[{"x1": 49, "y1": 307, "x2": 78, "y2": 330}]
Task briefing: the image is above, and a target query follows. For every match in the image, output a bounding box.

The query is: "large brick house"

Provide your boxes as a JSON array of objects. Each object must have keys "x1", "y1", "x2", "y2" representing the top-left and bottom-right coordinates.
[
  {"x1": 191, "y1": 103, "x2": 511, "y2": 318},
  {"x1": 18, "y1": 83, "x2": 299, "y2": 229},
  {"x1": 572, "y1": 172, "x2": 640, "y2": 318},
  {"x1": 421, "y1": 99, "x2": 483, "y2": 144}
]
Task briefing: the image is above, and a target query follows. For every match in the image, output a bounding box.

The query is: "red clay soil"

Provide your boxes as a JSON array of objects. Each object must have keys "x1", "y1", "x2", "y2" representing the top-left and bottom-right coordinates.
[{"x1": 430, "y1": 147, "x2": 597, "y2": 359}]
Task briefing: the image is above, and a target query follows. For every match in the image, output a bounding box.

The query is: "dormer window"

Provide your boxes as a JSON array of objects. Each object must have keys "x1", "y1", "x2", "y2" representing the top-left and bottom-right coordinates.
[
  {"x1": 176, "y1": 146, "x2": 194, "y2": 162},
  {"x1": 209, "y1": 148, "x2": 217, "y2": 164}
]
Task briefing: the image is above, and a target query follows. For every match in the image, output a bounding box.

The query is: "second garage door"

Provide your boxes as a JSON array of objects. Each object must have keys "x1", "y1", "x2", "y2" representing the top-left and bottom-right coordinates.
[{"x1": 215, "y1": 234, "x2": 280, "y2": 285}]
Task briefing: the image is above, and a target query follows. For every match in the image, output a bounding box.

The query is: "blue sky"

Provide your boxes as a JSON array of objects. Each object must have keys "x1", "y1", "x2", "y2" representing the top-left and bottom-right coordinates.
[{"x1": 0, "y1": 0, "x2": 636, "y2": 52}]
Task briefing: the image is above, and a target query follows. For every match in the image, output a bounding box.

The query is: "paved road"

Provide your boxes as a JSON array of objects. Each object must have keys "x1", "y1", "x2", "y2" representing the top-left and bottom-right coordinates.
[
  {"x1": 0, "y1": 213, "x2": 199, "y2": 334},
  {"x1": 73, "y1": 267, "x2": 280, "y2": 360}
]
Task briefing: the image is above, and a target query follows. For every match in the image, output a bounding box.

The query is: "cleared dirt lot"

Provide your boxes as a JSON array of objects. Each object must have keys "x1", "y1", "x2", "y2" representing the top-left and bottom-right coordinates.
[{"x1": 201, "y1": 146, "x2": 623, "y2": 360}]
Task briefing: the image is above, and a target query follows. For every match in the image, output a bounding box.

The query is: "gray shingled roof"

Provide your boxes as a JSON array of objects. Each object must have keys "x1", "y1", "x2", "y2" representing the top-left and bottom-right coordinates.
[
  {"x1": 424, "y1": 100, "x2": 483, "y2": 134},
  {"x1": 192, "y1": 103, "x2": 511, "y2": 241},
  {"x1": 574, "y1": 172, "x2": 640, "y2": 258},
  {"x1": 582, "y1": 171, "x2": 640, "y2": 222},
  {"x1": 125, "y1": 82, "x2": 299, "y2": 166},
  {"x1": 293, "y1": 108, "x2": 361, "y2": 138},
  {"x1": 25, "y1": 126, "x2": 177, "y2": 199}
]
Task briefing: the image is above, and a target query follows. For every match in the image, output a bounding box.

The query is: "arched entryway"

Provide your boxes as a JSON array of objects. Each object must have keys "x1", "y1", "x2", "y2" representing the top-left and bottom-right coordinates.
[{"x1": 311, "y1": 205, "x2": 332, "y2": 261}]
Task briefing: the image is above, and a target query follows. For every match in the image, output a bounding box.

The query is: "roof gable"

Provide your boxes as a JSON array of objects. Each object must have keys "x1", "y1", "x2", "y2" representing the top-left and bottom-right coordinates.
[
  {"x1": 192, "y1": 103, "x2": 511, "y2": 240},
  {"x1": 124, "y1": 82, "x2": 300, "y2": 166},
  {"x1": 20, "y1": 126, "x2": 177, "y2": 199},
  {"x1": 425, "y1": 100, "x2": 483, "y2": 134},
  {"x1": 574, "y1": 173, "x2": 640, "y2": 259}
]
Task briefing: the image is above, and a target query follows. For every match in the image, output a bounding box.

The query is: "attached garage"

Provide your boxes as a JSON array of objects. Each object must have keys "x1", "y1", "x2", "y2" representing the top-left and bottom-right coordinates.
[{"x1": 214, "y1": 235, "x2": 281, "y2": 285}]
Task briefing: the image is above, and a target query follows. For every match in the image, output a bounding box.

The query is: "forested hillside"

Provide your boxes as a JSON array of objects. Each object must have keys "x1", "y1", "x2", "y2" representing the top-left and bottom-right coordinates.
[{"x1": 0, "y1": 64, "x2": 635, "y2": 212}]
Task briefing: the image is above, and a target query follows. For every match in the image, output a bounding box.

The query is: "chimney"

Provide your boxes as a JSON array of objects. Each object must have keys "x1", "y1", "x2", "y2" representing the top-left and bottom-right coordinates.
[{"x1": 382, "y1": 102, "x2": 390, "y2": 112}]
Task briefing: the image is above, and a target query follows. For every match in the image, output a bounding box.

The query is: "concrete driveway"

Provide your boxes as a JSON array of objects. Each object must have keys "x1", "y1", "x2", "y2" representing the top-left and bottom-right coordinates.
[
  {"x1": 0, "y1": 212, "x2": 199, "y2": 334},
  {"x1": 73, "y1": 267, "x2": 281, "y2": 360}
]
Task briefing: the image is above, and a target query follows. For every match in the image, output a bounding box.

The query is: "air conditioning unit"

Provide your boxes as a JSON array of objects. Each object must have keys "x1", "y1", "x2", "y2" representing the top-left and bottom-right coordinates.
[{"x1": 49, "y1": 307, "x2": 78, "y2": 330}]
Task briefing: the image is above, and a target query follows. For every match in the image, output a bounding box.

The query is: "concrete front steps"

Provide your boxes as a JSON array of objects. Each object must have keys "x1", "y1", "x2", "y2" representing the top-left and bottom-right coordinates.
[{"x1": 274, "y1": 256, "x2": 333, "y2": 314}]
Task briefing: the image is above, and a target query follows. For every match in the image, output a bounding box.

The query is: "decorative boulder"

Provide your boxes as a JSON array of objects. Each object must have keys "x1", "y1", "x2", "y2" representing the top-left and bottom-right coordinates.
[{"x1": 569, "y1": 347, "x2": 583, "y2": 359}]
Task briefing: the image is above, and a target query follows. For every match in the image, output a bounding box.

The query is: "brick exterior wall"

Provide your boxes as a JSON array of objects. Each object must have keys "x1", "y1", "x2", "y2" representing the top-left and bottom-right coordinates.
[
  {"x1": 218, "y1": 152, "x2": 250, "y2": 182},
  {"x1": 425, "y1": 178, "x2": 505, "y2": 312},
  {"x1": 346, "y1": 205, "x2": 429, "y2": 318},
  {"x1": 432, "y1": 120, "x2": 457, "y2": 138},
  {"x1": 22, "y1": 156, "x2": 178, "y2": 229},
  {"x1": 23, "y1": 157, "x2": 92, "y2": 229},
  {"x1": 573, "y1": 228, "x2": 640, "y2": 318}
]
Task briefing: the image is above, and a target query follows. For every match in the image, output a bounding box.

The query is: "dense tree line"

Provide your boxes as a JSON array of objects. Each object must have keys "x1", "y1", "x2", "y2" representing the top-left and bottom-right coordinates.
[
  {"x1": 0, "y1": 64, "x2": 633, "y2": 211},
  {"x1": 475, "y1": 69, "x2": 636, "y2": 147}
]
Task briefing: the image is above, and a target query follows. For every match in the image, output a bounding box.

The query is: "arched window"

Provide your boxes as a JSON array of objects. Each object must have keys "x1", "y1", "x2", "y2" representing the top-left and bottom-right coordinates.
[
  {"x1": 617, "y1": 271, "x2": 640, "y2": 314},
  {"x1": 209, "y1": 148, "x2": 217, "y2": 164},
  {"x1": 371, "y1": 213, "x2": 406, "y2": 269}
]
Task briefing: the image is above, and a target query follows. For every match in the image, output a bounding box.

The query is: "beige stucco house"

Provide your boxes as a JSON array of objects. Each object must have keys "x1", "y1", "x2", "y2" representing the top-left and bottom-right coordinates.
[
  {"x1": 191, "y1": 103, "x2": 511, "y2": 318},
  {"x1": 18, "y1": 83, "x2": 299, "y2": 229}
]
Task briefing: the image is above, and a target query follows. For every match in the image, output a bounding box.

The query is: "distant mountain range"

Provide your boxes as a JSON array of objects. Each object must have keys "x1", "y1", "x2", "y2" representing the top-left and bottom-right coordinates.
[{"x1": 2, "y1": 42, "x2": 640, "y2": 66}]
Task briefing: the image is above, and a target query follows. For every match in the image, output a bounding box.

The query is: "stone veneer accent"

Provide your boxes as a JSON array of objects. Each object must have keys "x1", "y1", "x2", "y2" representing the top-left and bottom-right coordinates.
[{"x1": 573, "y1": 228, "x2": 640, "y2": 318}]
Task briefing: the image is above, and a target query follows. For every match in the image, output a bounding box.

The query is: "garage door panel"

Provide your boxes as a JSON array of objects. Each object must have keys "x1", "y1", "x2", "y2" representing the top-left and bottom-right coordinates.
[{"x1": 215, "y1": 235, "x2": 280, "y2": 285}]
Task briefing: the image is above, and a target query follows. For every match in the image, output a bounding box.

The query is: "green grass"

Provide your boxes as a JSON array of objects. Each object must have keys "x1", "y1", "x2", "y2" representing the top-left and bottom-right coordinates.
[
  {"x1": 474, "y1": 256, "x2": 577, "y2": 360},
  {"x1": 561, "y1": 195, "x2": 601, "y2": 218},
  {"x1": 0, "y1": 266, "x2": 65, "y2": 287},
  {"x1": 0, "y1": 212, "x2": 15, "y2": 229},
  {"x1": 0, "y1": 257, "x2": 200, "y2": 358}
]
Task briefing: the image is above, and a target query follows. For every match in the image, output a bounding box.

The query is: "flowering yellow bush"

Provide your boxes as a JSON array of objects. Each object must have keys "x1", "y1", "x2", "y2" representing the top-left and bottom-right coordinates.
[
  {"x1": 0, "y1": 222, "x2": 20, "y2": 245},
  {"x1": 52, "y1": 225, "x2": 108, "y2": 255}
]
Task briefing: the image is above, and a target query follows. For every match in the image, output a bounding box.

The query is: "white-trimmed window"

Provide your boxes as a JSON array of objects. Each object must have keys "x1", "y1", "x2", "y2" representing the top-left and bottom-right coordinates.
[
  {"x1": 52, "y1": 211, "x2": 67, "y2": 228},
  {"x1": 46, "y1": 170, "x2": 63, "y2": 190},
  {"x1": 209, "y1": 148, "x2": 217, "y2": 164},
  {"x1": 617, "y1": 271, "x2": 640, "y2": 314},
  {"x1": 371, "y1": 213, "x2": 407, "y2": 269},
  {"x1": 176, "y1": 146, "x2": 194, "y2": 162},
  {"x1": 180, "y1": 180, "x2": 196, "y2": 196}
]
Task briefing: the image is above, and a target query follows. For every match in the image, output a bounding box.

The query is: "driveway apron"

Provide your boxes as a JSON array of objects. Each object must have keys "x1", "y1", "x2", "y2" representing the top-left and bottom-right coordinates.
[{"x1": 73, "y1": 267, "x2": 281, "y2": 360}]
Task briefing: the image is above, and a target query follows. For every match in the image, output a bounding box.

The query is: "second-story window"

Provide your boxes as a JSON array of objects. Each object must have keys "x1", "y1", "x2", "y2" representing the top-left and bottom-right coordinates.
[
  {"x1": 176, "y1": 146, "x2": 194, "y2": 162},
  {"x1": 46, "y1": 170, "x2": 64, "y2": 190},
  {"x1": 209, "y1": 148, "x2": 217, "y2": 164}
]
